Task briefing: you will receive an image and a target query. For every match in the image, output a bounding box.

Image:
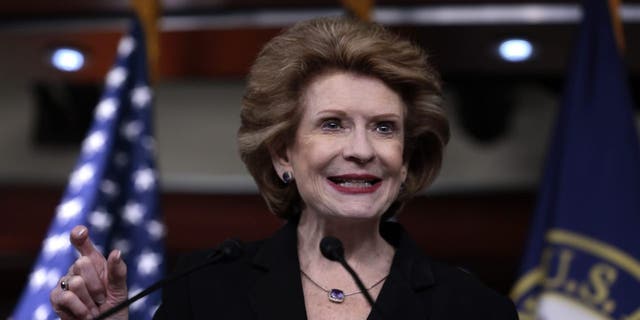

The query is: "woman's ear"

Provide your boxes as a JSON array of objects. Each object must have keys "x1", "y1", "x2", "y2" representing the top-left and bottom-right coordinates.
[
  {"x1": 401, "y1": 163, "x2": 408, "y2": 183},
  {"x1": 269, "y1": 144, "x2": 293, "y2": 182}
]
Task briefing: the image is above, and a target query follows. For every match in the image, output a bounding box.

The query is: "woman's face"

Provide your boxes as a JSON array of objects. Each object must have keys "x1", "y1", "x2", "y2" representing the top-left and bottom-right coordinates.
[{"x1": 274, "y1": 71, "x2": 407, "y2": 221}]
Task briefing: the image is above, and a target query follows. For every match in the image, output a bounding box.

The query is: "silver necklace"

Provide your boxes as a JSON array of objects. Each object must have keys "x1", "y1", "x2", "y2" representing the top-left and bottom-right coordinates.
[{"x1": 300, "y1": 270, "x2": 388, "y2": 303}]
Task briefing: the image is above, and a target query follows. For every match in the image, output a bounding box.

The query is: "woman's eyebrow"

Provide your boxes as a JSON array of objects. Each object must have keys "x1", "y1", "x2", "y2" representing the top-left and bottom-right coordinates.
[
  {"x1": 314, "y1": 109, "x2": 347, "y2": 117},
  {"x1": 314, "y1": 110, "x2": 402, "y2": 119},
  {"x1": 371, "y1": 113, "x2": 402, "y2": 120}
]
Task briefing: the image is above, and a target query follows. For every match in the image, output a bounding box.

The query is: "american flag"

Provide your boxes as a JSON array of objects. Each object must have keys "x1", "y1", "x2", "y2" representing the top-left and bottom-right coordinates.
[{"x1": 12, "y1": 18, "x2": 165, "y2": 320}]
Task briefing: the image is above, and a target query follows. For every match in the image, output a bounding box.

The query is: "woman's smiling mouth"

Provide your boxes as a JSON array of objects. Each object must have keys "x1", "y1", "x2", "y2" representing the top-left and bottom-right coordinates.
[{"x1": 327, "y1": 174, "x2": 382, "y2": 194}]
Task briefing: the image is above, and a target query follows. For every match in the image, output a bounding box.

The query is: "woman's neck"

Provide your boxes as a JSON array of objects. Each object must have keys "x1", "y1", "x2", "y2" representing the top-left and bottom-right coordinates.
[{"x1": 296, "y1": 210, "x2": 394, "y2": 280}]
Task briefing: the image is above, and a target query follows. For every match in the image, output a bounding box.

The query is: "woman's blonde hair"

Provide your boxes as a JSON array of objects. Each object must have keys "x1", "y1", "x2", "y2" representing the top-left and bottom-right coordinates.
[{"x1": 238, "y1": 16, "x2": 449, "y2": 219}]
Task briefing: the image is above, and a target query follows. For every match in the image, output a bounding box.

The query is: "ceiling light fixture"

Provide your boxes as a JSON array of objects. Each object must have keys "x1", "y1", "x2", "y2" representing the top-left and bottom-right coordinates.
[
  {"x1": 498, "y1": 39, "x2": 533, "y2": 62},
  {"x1": 51, "y1": 47, "x2": 85, "y2": 72}
]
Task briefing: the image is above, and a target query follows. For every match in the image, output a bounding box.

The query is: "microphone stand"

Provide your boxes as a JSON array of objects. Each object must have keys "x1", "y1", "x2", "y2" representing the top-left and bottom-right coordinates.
[
  {"x1": 334, "y1": 256, "x2": 377, "y2": 308},
  {"x1": 320, "y1": 236, "x2": 385, "y2": 319},
  {"x1": 95, "y1": 239, "x2": 243, "y2": 320}
]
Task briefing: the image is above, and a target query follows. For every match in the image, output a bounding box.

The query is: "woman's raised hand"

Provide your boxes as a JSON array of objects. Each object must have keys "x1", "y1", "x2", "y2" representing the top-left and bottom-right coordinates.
[{"x1": 50, "y1": 225, "x2": 128, "y2": 320}]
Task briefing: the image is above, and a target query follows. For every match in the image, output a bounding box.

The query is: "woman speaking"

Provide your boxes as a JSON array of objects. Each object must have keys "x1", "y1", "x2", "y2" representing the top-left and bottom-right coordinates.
[{"x1": 51, "y1": 17, "x2": 518, "y2": 319}]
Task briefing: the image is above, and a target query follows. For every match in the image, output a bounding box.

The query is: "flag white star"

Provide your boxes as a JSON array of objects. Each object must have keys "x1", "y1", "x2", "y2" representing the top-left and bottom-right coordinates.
[
  {"x1": 43, "y1": 233, "x2": 70, "y2": 257},
  {"x1": 82, "y1": 131, "x2": 106, "y2": 154},
  {"x1": 146, "y1": 220, "x2": 165, "y2": 240},
  {"x1": 46, "y1": 269, "x2": 61, "y2": 288},
  {"x1": 142, "y1": 136, "x2": 156, "y2": 153},
  {"x1": 69, "y1": 164, "x2": 95, "y2": 190},
  {"x1": 134, "y1": 168, "x2": 155, "y2": 192},
  {"x1": 122, "y1": 120, "x2": 143, "y2": 141},
  {"x1": 128, "y1": 287, "x2": 147, "y2": 311},
  {"x1": 89, "y1": 209, "x2": 113, "y2": 231},
  {"x1": 131, "y1": 86, "x2": 152, "y2": 108},
  {"x1": 149, "y1": 304, "x2": 160, "y2": 318},
  {"x1": 95, "y1": 98, "x2": 118, "y2": 120},
  {"x1": 56, "y1": 198, "x2": 84, "y2": 222},
  {"x1": 100, "y1": 179, "x2": 119, "y2": 197},
  {"x1": 112, "y1": 238, "x2": 131, "y2": 255},
  {"x1": 28, "y1": 268, "x2": 47, "y2": 290},
  {"x1": 123, "y1": 202, "x2": 145, "y2": 225},
  {"x1": 118, "y1": 35, "x2": 135, "y2": 57},
  {"x1": 34, "y1": 304, "x2": 50, "y2": 320},
  {"x1": 106, "y1": 66, "x2": 128, "y2": 88},
  {"x1": 137, "y1": 251, "x2": 161, "y2": 276}
]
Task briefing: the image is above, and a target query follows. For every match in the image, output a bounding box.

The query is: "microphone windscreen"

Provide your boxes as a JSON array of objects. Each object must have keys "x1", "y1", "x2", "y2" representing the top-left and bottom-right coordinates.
[{"x1": 320, "y1": 236, "x2": 344, "y2": 261}]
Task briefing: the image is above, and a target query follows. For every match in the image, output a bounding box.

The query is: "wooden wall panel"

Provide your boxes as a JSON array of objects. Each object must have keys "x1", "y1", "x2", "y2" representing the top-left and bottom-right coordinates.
[{"x1": 160, "y1": 28, "x2": 282, "y2": 78}]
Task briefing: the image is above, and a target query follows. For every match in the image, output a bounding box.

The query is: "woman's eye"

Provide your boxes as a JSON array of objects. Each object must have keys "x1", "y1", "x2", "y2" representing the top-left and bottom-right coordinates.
[
  {"x1": 321, "y1": 119, "x2": 342, "y2": 131},
  {"x1": 375, "y1": 122, "x2": 395, "y2": 134}
]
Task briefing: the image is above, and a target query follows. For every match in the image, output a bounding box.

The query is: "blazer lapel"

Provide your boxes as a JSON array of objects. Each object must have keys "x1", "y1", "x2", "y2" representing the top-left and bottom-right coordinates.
[
  {"x1": 369, "y1": 223, "x2": 437, "y2": 320},
  {"x1": 248, "y1": 221, "x2": 308, "y2": 320}
]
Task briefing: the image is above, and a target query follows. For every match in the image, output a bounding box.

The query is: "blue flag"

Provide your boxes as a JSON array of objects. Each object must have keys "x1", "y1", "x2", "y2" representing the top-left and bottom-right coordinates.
[
  {"x1": 12, "y1": 18, "x2": 165, "y2": 320},
  {"x1": 511, "y1": 1, "x2": 640, "y2": 319}
]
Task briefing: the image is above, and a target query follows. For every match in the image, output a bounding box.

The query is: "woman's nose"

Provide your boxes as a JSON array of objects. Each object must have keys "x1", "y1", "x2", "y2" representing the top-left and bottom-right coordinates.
[{"x1": 343, "y1": 128, "x2": 375, "y2": 164}]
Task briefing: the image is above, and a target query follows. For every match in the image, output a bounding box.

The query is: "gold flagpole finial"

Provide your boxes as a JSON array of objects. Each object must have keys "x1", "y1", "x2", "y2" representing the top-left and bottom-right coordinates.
[
  {"x1": 340, "y1": 0, "x2": 374, "y2": 22},
  {"x1": 608, "y1": 0, "x2": 626, "y2": 54},
  {"x1": 132, "y1": 0, "x2": 161, "y2": 83}
]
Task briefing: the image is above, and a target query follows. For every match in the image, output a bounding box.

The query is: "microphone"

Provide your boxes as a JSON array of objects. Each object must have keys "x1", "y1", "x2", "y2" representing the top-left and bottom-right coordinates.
[
  {"x1": 319, "y1": 236, "x2": 344, "y2": 262},
  {"x1": 95, "y1": 239, "x2": 244, "y2": 320},
  {"x1": 320, "y1": 237, "x2": 384, "y2": 318}
]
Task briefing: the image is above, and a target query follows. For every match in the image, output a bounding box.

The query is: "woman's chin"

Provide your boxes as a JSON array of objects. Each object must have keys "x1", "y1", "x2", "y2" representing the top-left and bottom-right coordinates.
[
  {"x1": 301, "y1": 186, "x2": 396, "y2": 222},
  {"x1": 325, "y1": 206, "x2": 386, "y2": 222}
]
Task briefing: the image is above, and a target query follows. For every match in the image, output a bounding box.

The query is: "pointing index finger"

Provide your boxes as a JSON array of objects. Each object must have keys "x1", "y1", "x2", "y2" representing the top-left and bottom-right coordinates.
[
  {"x1": 70, "y1": 225, "x2": 109, "y2": 280},
  {"x1": 70, "y1": 225, "x2": 102, "y2": 259}
]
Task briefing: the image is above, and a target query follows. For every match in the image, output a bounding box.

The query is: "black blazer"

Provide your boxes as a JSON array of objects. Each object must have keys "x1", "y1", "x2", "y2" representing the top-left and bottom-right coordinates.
[{"x1": 155, "y1": 220, "x2": 518, "y2": 319}]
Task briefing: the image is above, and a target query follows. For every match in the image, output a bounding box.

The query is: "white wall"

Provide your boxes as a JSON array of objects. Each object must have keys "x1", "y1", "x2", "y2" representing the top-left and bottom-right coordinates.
[{"x1": 0, "y1": 77, "x2": 570, "y2": 194}]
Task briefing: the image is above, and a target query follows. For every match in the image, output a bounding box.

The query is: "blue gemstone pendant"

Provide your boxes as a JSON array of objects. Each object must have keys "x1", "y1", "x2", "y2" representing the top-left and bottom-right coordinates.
[{"x1": 328, "y1": 289, "x2": 345, "y2": 303}]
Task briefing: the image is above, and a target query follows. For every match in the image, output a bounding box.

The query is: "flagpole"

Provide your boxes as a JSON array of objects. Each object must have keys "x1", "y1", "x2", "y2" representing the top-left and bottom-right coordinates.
[
  {"x1": 608, "y1": 0, "x2": 626, "y2": 54},
  {"x1": 132, "y1": 0, "x2": 160, "y2": 83}
]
